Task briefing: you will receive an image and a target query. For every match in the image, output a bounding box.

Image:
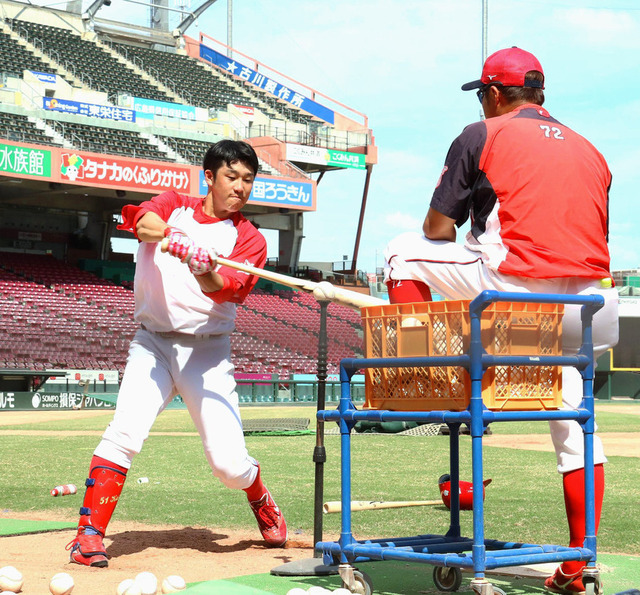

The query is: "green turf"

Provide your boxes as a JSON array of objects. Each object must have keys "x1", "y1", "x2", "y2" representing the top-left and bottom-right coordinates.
[
  {"x1": 0, "y1": 403, "x2": 639, "y2": 559},
  {"x1": 0, "y1": 518, "x2": 76, "y2": 536},
  {"x1": 181, "y1": 553, "x2": 640, "y2": 594}
]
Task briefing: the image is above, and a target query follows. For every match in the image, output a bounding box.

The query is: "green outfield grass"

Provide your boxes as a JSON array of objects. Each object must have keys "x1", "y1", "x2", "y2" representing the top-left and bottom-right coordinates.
[{"x1": 0, "y1": 401, "x2": 638, "y2": 556}]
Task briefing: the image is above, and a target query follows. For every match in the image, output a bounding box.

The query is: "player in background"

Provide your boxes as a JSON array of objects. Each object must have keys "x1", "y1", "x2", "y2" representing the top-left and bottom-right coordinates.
[
  {"x1": 66, "y1": 139, "x2": 287, "y2": 568},
  {"x1": 383, "y1": 48, "x2": 618, "y2": 595}
]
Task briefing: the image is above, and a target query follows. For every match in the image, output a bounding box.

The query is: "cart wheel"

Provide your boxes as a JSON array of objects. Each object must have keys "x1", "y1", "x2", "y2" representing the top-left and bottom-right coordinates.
[
  {"x1": 583, "y1": 576, "x2": 602, "y2": 595},
  {"x1": 491, "y1": 587, "x2": 506, "y2": 595},
  {"x1": 343, "y1": 569, "x2": 373, "y2": 595},
  {"x1": 433, "y1": 567, "x2": 463, "y2": 592}
]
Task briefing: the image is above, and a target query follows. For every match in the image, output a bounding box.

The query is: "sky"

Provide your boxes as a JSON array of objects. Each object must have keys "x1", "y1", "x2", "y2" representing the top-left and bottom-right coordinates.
[{"x1": 30, "y1": 0, "x2": 640, "y2": 276}]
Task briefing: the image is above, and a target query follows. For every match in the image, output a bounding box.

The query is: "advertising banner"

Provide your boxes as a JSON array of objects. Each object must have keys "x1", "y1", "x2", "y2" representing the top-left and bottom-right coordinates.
[
  {"x1": 198, "y1": 171, "x2": 314, "y2": 210},
  {"x1": 286, "y1": 144, "x2": 365, "y2": 170},
  {"x1": 0, "y1": 142, "x2": 51, "y2": 177},
  {"x1": 132, "y1": 96, "x2": 197, "y2": 121},
  {"x1": 43, "y1": 97, "x2": 135, "y2": 123},
  {"x1": 30, "y1": 71, "x2": 57, "y2": 84},
  {"x1": 58, "y1": 151, "x2": 191, "y2": 192},
  {"x1": 199, "y1": 44, "x2": 335, "y2": 124},
  {"x1": 0, "y1": 391, "x2": 115, "y2": 411}
]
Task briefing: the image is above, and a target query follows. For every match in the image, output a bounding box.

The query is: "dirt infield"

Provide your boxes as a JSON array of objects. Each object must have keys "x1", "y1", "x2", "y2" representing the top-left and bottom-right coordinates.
[{"x1": 0, "y1": 511, "x2": 314, "y2": 594}]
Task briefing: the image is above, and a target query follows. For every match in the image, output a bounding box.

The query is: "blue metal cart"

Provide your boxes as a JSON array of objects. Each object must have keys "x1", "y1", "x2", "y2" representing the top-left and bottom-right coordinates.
[{"x1": 316, "y1": 290, "x2": 604, "y2": 595}]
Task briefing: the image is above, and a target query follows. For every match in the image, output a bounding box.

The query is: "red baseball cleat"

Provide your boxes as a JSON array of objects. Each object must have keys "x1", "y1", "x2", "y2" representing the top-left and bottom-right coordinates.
[
  {"x1": 249, "y1": 490, "x2": 287, "y2": 547},
  {"x1": 544, "y1": 567, "x2": 586, "y2": 595},
  {"x1": 66, "y1": 530, "x2": 109, "y2": 568}
]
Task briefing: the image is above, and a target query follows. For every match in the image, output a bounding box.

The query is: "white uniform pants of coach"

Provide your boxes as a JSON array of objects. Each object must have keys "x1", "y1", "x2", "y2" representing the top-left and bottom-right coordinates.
[
  {"x1": 385, "y1": 232, "x2": 619, "y2": 474},
  {"x1": 94, "y1": 328, "x2": 257, "y2": 489}
]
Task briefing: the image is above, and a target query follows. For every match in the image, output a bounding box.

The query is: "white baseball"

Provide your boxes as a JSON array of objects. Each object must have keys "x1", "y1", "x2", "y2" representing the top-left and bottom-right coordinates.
[
  {"x1": 332, "y1": 589, "x2": 353, "y2": 595},
  {"x1": 49, "y1": 572, "x2": 74, "y2": 595},
  {"x1": 307, "y1": 587, "x2": 332, "y2": 595},
  {"x1": 134, "y1": 572, "x2": 158, "y2": 595},
  {"x1": 401, "y1": 316, "x2": 424, "y2": 327},
  {"x1": 312, "y1": 281, "x2": 335, "y2": 302},
  {"x1": 161, "y1": 575, "x2": 186, "y2": 593},
  {"x1": 0, "y1": 566, "x2": 24, "y2": 592},
  {"x1": 285, "y1": 589, "x2": 307, "y2": 595},
  {"x1": 117, "y1": 579, "x2": 142, "y2": 595}
]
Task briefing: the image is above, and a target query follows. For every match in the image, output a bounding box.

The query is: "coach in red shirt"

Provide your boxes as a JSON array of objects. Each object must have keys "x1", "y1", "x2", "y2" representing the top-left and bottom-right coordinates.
[{"x1": 384, "y1": 47, "x2": 619, "y2": 595}]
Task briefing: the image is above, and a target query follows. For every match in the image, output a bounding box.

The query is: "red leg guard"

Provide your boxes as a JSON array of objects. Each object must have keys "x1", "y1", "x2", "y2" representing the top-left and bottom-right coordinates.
[
  {"x1": 67, "y1": 455, "x2": 127, "y2": 567},
  {"x1": 386, "y1": 279, "x2": 432, "y2": 303},
  {"x1": 560, "y1": 464, "x2": 605, "y2": 577}
]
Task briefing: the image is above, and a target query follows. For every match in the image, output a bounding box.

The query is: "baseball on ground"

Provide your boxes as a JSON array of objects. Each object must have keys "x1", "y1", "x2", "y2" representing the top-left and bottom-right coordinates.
[
  {"x1": 49, "y1": 572, "x2": 74, "y2": 595},
  {"x1": 117, "y1": 579, "x2": 142, "y2": 595},
  {"x1": 332, "y1": 589, "x2": 353, "y2": 595},
  {"x1": 312, "y1": 281, "x2": 335, "y2": 302},
  {"x1": 161, "y1": 575, "x2": 186, "y2": 593},
  {"x1": 285, "y1": 589, "x2": 307, "y2": 595},
  {"x1": 134, "y1": 572, "x2": 158, "y2": 595},
  {"x1": 307, "y1": 587, "x2": 332, "y2": 595},
  {"x1": 0, "y1": 566, "x2": 24, "y2": 592}
]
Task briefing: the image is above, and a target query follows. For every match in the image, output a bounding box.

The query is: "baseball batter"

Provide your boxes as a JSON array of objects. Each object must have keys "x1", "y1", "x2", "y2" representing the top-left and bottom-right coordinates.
[
  {"x1": 66, "y1": 140, "x2": 287, "y2": 568},
  {"x1": 384, "y1": 48, "x2": 618, "y2": 595}
]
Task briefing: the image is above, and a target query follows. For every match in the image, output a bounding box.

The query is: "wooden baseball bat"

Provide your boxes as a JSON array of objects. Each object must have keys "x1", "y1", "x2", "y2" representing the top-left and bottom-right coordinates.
[
  {"x1": 323, "y1": 499, "x2": 442, "y2": 514},
  {"x1": 160, "y1": 237, "x2": 385, "y2": 310}
]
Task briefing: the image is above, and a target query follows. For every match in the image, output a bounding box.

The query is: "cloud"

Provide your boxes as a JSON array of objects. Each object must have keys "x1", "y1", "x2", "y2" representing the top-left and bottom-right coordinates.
[{"x1": 552, "y1": 8, "x2": 640, "y2": 47}]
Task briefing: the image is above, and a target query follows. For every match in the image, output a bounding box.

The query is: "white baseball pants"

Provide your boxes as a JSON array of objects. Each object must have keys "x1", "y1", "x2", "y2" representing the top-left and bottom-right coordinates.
[
  {"x1": 385, "y1": 232, "x2": 619, "y2": 473},
  {"x1": 94, "y1": 328, "x2": 257, "y2": 489}
]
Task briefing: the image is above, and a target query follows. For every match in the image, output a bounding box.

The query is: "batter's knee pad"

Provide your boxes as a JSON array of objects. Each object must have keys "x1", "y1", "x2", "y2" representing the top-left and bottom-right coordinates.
[{"x1": 78, "y1": 456, "x2": 127, "y2": 536}]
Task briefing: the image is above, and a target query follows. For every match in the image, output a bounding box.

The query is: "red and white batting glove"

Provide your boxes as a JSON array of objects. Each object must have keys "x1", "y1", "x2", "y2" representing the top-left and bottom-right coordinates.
[
  {"x1": 163, "y1": 227, "x2": 194, "y2": 263},
  {"x1": 188, "y1": 247, "x2": 218, "y2": 276}
]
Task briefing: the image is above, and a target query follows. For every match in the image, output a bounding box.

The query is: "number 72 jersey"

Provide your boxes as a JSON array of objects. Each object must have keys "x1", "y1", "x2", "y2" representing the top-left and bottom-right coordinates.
[{"x1": 430, "y1": 103, "x2": 612, "y2": 280}]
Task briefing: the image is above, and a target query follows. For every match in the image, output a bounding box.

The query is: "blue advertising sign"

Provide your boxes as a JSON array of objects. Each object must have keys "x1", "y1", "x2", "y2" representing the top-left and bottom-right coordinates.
[
  {"x1": 30, "y1": 71, "x2": 57, "y2": 84},
  {"x1": 43, "y1": 98, "x2": 135, "y2": 122},
  {"x1": 199, "y1": 171, "x2": 313, "y2": 209},
  {"x1": 199, "y1": 44, "x2": 335, "y2": 125},
  {"x1": 133, "y1": 96, "x2": 197, "y2": 121}
]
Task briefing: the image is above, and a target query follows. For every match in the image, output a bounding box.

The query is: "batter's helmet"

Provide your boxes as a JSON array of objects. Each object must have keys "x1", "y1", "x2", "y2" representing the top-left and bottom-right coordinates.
[{"x1": 438, "y1": 476, "x2": 492, "y2": 510}]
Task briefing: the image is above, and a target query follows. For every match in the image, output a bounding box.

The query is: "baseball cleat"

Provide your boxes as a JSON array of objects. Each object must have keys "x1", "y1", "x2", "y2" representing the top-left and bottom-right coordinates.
[
  {"x1": 249, "y1": 489, "x2": 287, "y2": 547},
  {"x1": 66, "y1": 532, "x2": 109, "y2": 567},
  {"x1": 544, "y1": 567, "x2": 586, "y2": 595}
]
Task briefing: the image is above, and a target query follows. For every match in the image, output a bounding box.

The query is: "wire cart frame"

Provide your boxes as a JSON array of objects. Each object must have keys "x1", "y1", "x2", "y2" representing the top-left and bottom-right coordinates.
[{"x1": 316, "y1": 290, "x2": 605, "y2": 595}]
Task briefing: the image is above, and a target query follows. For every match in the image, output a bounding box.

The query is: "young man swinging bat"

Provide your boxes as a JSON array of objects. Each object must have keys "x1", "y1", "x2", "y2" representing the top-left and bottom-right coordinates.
[{"x1": 66, "y1": 140, "x2": 287, "y2": 568}]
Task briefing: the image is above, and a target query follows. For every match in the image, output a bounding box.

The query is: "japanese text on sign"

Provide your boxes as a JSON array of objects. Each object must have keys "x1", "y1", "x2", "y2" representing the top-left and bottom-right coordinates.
[{"x1": 0, "y1": 143, "x2": 51, "y2": 176}]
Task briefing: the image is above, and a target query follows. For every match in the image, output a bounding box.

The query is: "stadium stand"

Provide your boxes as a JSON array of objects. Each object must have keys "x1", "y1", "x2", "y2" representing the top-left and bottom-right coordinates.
[
  {"x1": 0, "y1": 26, "x2": 52, "y2": 76},
  {"x1": 55, "y1": 120, "x2": 172, "y2": 161},
  {"x1": 0, "y1": 253, "x2": 364, "y2": 377},
  {"x1": 8, "y1": 19, "x2": 174, "y2": 102},
  {"x1": 0, "y1": 2, "x2": 376, "y2": 395},
  {"x1": 109, "y1": 41, "x2": 314, "y2": 125},
  {"x1": 0, "y1": 109, "x2": 64, "y2": 147}
]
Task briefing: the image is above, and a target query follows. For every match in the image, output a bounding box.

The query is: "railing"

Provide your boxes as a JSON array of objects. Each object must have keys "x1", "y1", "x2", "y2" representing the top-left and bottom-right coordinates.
[
  {"x1": 245, "y1": 123, "x2": 370, "y2": 151},
  {"x1": 234, "y1": 379, "x2": 366, "y2": 404}
]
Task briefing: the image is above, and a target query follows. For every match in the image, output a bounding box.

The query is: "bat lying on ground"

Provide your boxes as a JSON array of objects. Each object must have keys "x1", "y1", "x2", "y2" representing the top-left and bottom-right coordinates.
[
  {"x1": 160, "y1": 237, "x2": 385, "y2": 310},
  {"x1": 323, "y1": 499, "x2": 442, "y2": 514}
]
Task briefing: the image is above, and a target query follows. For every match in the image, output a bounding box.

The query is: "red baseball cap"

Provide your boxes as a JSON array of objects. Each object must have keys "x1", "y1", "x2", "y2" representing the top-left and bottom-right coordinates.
[{"x1": 462, "y1": 47, "x2": 544, "y2": 91}]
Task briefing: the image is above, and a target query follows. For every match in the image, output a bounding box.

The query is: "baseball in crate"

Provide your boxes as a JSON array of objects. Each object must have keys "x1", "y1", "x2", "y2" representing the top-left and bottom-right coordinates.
[
  {"x1": 66, "y1": 140, "x2": 287, "y2": 569},
  {"x1": 382, "y1": 47, "x2": 618, "y2": 595}
]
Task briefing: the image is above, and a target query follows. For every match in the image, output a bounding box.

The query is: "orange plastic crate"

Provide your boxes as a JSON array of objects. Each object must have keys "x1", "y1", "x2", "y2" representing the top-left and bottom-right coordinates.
[{"x1": 361, "y1": 300, "x2": 563, "y2": 412}]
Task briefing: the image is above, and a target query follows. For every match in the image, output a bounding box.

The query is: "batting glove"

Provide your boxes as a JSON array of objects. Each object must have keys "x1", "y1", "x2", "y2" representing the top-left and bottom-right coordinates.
[
  {"x1": 163, "y1": 227, "x2": 194, "y2": 263},
  {"x1": 188, "y1": 247, "x2": 218, "y2": 276}
]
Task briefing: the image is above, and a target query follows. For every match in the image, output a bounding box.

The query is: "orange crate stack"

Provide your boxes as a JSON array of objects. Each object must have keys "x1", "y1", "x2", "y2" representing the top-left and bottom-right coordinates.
[{"x1": 361, "y1": 300, "x2": 563, "y2": 412}]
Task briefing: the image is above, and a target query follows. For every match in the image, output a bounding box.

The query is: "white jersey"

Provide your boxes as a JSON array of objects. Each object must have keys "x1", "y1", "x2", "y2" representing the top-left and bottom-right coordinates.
[{"x1": 118, "y1": 190, "x2": 266, "y2": 336}]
